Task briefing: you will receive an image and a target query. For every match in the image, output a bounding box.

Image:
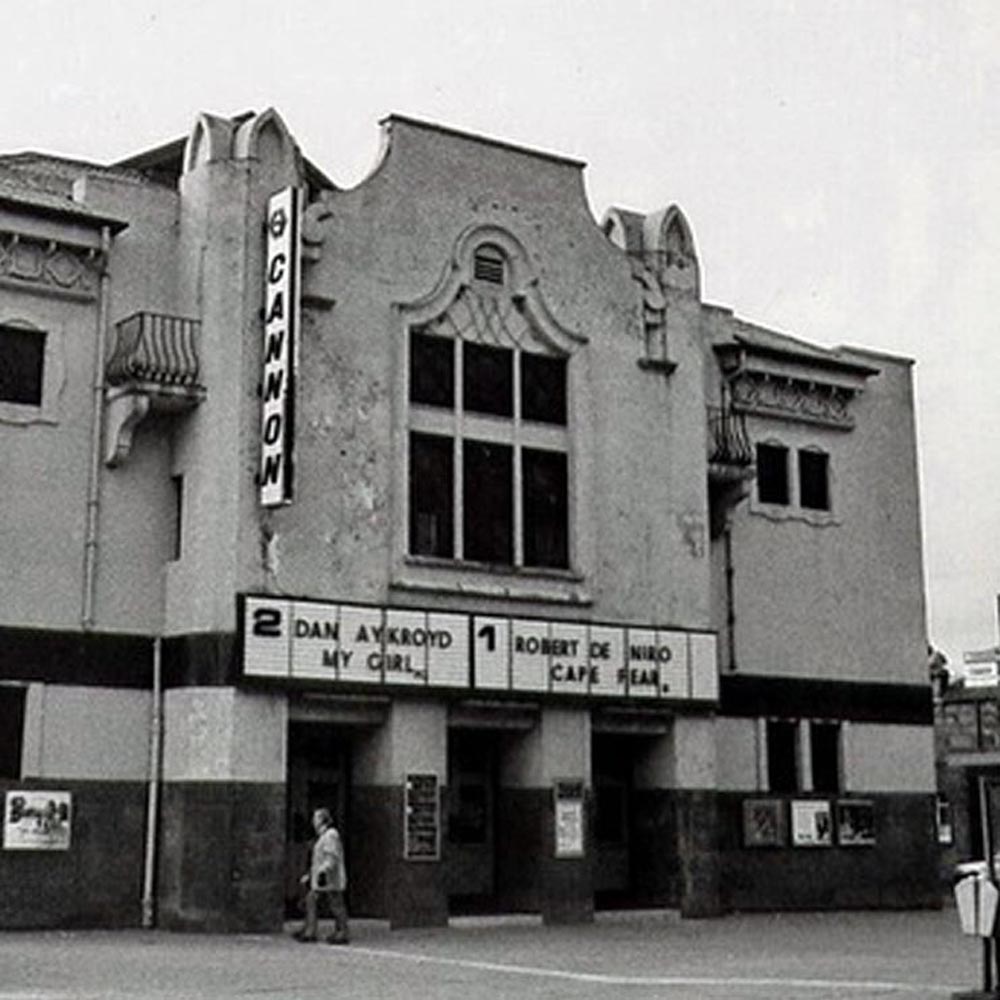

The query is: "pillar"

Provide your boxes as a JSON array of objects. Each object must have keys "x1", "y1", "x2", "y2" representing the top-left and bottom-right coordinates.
[
  {"x1": 158, "y1": 687, "x2": 286, "y2": 932},
  {"x1": 497, "y1": 706, "x2": 593, "y2": 923},
  {"x1": 351, "y1": 699, "x2": 448, "y2": 928}
]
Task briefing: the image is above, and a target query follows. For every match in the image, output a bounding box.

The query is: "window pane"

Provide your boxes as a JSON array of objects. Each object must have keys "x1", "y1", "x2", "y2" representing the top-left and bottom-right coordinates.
[
  {"x1": 463, "y1": 439, "x2": 513, "y2": 564},
  {"x1": 0, "y1": 686, "x2": 25, "y2": 780},
  {"x1": 799, "y1": 450, "x2": 830, "y2": 511},
  {"x1": 810, "y1": 722, "x2": 840, "y2": 793},
  {"x1": 171, "y1": 475, "x2": 183, "y2": 562},
  {"x1": 522, "y1": 448, "x2": 568, "y2": 568},
  {"x1": 521, "y1": 353, "x2": 567, "y2": 425},
  {"x1": 756, "y1": 443, "x2": 789, "y2": 505},
  {"x1": 0, "y1": 327, "x2": 45, "y2": 406},
  {"x1": 410, "y1": 330, "x2": 454, "y2": 408},
  {"x1": 410, "y1": 433, "x2": 454, "y2": 557},
  {"x1": 767, "y1": 719, "x2": 798, "y2": 793},
  {"x1": 463, "y1": 342, "x2": 513, "y2": 417}
]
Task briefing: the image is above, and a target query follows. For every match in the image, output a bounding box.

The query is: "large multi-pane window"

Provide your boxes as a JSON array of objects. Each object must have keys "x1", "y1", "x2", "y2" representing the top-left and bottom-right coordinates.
[{"x1": 408, "y1": 328, "x2": 570, "y2": 569}]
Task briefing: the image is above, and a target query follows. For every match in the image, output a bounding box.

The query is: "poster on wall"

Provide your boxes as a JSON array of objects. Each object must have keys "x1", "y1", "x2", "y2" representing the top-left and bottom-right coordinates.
[
  {"x1": 403, "y1": 773, "x2": 440, "y2": 861},
  {"x1": 553, "y1": 780, "x2": 585, "y2": 858},
  {"x1": 836, "y1": 799, "x2": 876, "y2": 846},
  {"x1": 791, "y1": 800, "x2": 832, "y2": 847},
  {"x1": 742, "y1": 798, "x2": 786, "y2": 848},
  {"x1": 4, "y1": 791, "x2": 72, "y2": 851}
]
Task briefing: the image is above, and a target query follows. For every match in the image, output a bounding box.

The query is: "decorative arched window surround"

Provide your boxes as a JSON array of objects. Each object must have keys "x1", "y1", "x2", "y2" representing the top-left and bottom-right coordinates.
[{"x1": 390, "y1": 224, "x2": 592, "y2": 605}]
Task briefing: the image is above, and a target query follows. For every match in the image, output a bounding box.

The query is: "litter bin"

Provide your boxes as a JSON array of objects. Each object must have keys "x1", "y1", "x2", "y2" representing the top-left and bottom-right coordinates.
[
  {"x1": 953, "y1": 862, "x2": 1000, "y2": 999},
  {"x1": 955, "y1": 862, "x2": 999, "y2": 938}
]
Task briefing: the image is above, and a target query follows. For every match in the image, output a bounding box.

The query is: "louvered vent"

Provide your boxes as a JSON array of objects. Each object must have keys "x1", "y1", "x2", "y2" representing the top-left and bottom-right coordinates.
[{"x1": 473, "y1": 247, "x2": 505, "y2": 285}]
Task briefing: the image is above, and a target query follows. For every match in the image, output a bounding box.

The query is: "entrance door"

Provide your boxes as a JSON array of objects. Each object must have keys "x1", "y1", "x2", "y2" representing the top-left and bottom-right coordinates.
[
  {"x1": 592, "y1": 734, "x2": 632, "y2": 907},
  {"x1": 285, "y1": 722, "x2": 350, "y2": 917},
  {"x1": 446, "y1": 730, "x2": 497, "y2": 913}
]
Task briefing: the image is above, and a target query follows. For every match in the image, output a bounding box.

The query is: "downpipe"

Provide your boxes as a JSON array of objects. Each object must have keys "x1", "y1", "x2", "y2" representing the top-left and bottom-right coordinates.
[
  {"x1": 141, "y1": 634, "x2": 163, "y2": 928},
  {"x1": 81, "y1": 226, "x2": 111, "y2": 629}
]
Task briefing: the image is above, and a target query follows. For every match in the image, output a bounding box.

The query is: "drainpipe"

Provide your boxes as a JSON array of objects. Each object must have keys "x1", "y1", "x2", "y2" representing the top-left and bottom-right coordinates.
[
  {"x1": 81, "y1": 226, "x2": 112, "y2": 629},
  {"x1": 141, "y1": 634, "x2": 163, "y2": 928},
  {"x1": 723, "y1": 519, "x2": 737, "y2": 671}
]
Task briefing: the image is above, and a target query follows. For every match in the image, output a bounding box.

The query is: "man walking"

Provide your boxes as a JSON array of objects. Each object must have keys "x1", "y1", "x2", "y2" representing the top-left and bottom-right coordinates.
[{"x1": 294, "y1": 807, "x2": 349, "y2": 944}]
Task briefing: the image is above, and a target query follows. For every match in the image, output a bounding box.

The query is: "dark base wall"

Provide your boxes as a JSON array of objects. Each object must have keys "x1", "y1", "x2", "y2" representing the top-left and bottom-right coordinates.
[
  {"x1": 349, "y1": 784, "x2": 449, "y2": 928},
  {"x1": 0, "y1": 779, "x2": 146, "y2": 929},
  {"x1": 495, "y1": 788, "x2": 593, "y2": 924},
  {"x1": 157, "y1": 782, "x2": 285, "y2": 933},
  {"x1": 351, "y1": 785, "x2": 594, "y2": 926},
  {"x1": 718, "y1": 792, "x2": 941, "y2": 910}
]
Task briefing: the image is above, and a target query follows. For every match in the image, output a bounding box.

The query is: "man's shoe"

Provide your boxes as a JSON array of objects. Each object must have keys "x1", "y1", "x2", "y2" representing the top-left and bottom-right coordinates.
[
  {"x1": 326, "y1": 934, "x2": 349, "y2": 945},
  {"x1": 293, "y1": 931, "x2": 317, "y2": 942}
]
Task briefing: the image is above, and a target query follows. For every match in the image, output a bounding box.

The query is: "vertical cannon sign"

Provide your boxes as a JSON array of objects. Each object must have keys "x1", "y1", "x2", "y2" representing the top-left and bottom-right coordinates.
[{"x1": 259, "y1": 186, "x2": 301, "y2": 507}]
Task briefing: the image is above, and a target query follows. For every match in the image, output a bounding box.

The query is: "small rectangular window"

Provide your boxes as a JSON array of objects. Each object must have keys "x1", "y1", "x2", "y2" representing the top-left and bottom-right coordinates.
[
  {"x1": 799, "y1": 450, "x2": 830, "y2": 511},
  {"x1": 767, "y1": 719, "x2": 798, "y2": 793},
  {"x1": 463, "y1": 342, "x2": 513, "y2": 417},
  {"x1": 0, "y1": 326, "x2": 45, "y2": 406},
  {"x1": 756, "y1": 443, "x2": 789, "y2": 505},
  {"x1": 170, "y1": 475, "x2": 183, "y2": 561},
  {"x1": 810, "y1": 721, "x2": 840, "y2": 793},
  {"x1": 521, "y1": 352, "x2": 567, "y2": 425},
  {"x1": 410, "y1": 433, "x2": 454, "y2": 558},
  {"x1": 410, "y1": 331, "x2": 455, "y2": 408},
  {"x1": 522, "y1": 448, "x2": 568, "y2": 568},
  {"x1": 463, "y1": 439, "x2": 513, "y2": 564},
  {"x1": 0, "y1": 686, "x2": 26, "y2": 780}
]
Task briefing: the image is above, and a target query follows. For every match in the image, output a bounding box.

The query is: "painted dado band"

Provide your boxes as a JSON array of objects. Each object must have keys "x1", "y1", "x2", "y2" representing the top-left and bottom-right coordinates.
[{"x1": 240, "y1": 593, "x2": 718, "y2": 702}]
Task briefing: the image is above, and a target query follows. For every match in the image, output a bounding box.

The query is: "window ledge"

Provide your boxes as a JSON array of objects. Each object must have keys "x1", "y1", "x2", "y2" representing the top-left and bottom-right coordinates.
[
  {"x1": 392, "y1": 557, "x2": 591, "y2": 606},
  {"x1": 749, "y1": 501, "x2": 840, "y2": 528},
  {"x1": 637, "y1": 358, "x2": 678, "y2": 375}
]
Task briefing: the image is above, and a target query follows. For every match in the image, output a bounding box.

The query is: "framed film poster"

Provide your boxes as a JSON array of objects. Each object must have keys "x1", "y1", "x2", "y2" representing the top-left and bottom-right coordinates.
[
  {"x1": 742, "y1": 798, "x2": 786, "y2": 847},
  {"x1": 4, "y1": 791, "x2": 72, "y2": 851},
  {"x1": 791, "y1": 800, "x2": 833, "y2": 847},
  {"x1": 836, "y1": 799, "x2": 876, "y2": 846},
  {"x1": 403, "y1": 773, "x2": 440, "y2": 861}
]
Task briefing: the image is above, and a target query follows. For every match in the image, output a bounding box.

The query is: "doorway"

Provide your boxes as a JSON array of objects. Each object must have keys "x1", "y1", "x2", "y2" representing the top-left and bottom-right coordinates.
[
  {"x1": 446, "y1": 729, "x2": 498, "y2": 914},
  {"x1": 285, "y1": 722, "x2": 350, "y2": 918}
]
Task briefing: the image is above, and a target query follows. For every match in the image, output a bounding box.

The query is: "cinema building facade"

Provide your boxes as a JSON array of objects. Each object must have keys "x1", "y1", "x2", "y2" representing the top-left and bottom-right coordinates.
[{"x1": 0, "y1": 110, "x2": 937, "y2": 931}]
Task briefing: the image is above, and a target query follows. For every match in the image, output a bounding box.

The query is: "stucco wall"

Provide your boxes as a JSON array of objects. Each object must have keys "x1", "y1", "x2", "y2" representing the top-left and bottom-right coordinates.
[
  {"x1": 845, "y1": 722, "x2": 936, "y2": 793},
  {"x1": 731, "y1": 354, "x2": 926, "y2": 686},
  {"x1": 244, "y1": 118, "x2": 712, "y2": 631},
  {"x1": 162, "y1": 687, "x2": 286, "y2": 783},
  {"x1": 21, "y1": 684, "x2": 150, "y2": 780}
]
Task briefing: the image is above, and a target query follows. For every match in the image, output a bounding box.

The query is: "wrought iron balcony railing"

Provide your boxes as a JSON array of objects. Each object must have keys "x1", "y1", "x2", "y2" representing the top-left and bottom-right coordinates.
[
  {"x1": 106, "y1": 312, "x2": 202, "y2": 388},
  {"x1": 707, "y1": 404, "x2": 753, "y2": 468},
  {"x1": 104, "y1": 311, "x2": 205, "y2": 467}
]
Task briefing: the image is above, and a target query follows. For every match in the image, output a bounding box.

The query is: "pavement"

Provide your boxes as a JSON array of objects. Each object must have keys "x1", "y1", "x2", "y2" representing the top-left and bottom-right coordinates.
[{"x1": 0, "y1": 908, "x2": 986, "y2": 1000}]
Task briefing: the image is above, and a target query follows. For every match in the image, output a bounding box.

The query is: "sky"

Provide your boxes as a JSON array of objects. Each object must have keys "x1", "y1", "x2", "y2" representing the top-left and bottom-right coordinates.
[{"x1": 5, "y1": 0, "x2": 999, "y2": 669}]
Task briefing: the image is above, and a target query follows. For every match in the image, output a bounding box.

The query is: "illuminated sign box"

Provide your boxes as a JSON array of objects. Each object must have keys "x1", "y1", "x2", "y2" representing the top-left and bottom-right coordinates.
[
  {"x1": 259, "y1": 186, "x2": 300, "y2": 507},
  {"x1": 240, "y1": 594, "x2": 718, "y2": 703}
]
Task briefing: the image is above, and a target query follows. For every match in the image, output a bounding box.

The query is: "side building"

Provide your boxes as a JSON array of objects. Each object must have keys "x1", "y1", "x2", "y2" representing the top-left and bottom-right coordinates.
[{"x1": 0, "y1": 109, "x2": 937, "y2": 930}]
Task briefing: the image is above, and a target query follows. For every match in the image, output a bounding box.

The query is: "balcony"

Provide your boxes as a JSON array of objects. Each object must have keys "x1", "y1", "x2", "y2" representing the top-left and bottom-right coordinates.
[
  {"x1": 104, "y1": 312, "x2": 205, "y2": 466},
  {"x1": 708, "y1": 405, "x2": 753, "y2": 474},
  {"x1": 707, "y1": 404, "x2": 754, "y2": 537}
]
